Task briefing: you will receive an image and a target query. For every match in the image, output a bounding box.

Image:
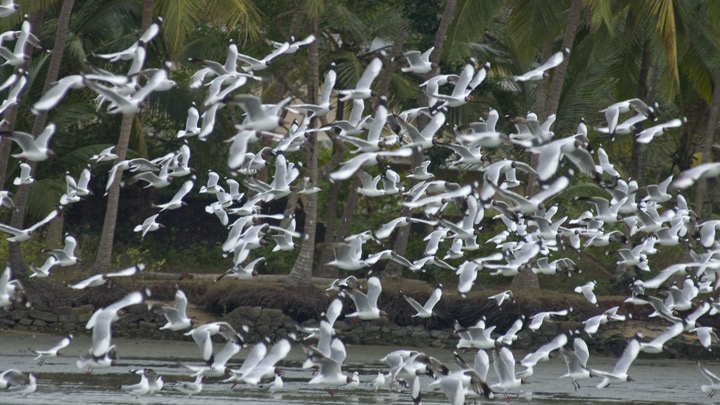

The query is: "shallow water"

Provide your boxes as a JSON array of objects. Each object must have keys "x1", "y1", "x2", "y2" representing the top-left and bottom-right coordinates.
[{"x1": 0, "y1": 332, "x2": 712, "y2": 404}]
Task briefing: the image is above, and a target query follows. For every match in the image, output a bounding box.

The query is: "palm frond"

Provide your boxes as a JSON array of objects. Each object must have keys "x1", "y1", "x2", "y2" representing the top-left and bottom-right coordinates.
[{"x1": 443, "y1": 0, "x2": 505, "y2": 62}]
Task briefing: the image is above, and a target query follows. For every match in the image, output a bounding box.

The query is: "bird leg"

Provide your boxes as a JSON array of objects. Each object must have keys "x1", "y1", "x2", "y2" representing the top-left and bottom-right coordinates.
[
  {"x1": 504, "y1": 393, "x2": 510, "y2": 402},
  {"x1": 231, "y1": 382, "x2": 238, "y2": 389},
  {"x1": 325, "y1": 387, "x2": 335, "y2": 397},
  {"x1": 85, "y1": 367, "x2": 93, "y2": 375}
]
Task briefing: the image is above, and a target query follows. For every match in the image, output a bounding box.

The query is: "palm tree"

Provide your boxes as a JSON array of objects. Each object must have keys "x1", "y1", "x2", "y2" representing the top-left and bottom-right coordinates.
[{"x1": 7, "y1": 0, "x2": 75, "y2": 279}]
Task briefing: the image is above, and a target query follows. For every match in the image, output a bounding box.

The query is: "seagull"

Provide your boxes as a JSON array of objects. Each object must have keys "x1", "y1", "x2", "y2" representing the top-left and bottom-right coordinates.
[
  {"x1": 29, "y1": 255, "x2": 58, "y2": 278},
  {"x1": 228, "y1": 94, "x2": 284, "y2": 132},
  {"x1": 337, "y1": 57, "x2": 382, "y2": 101},
  {"x1": 153, "y1": 179, "x2": 194, "y2": 211},
  {"x1": 0, "y1": 0, "x2": 17, "y2": 18},
  {"x1": 401, "y1": 47, "x2": 435, "y2": 75},
  {"x1": 698, "y1": 362, "x2": 720, "y2": 397},
  {"x1": 134, "y1": 214, "x2": 163, "y2": 239},
  {"x1": 85, "y1": 290, "x2": 149, "y2": 360},
  {"x1": 635, "y1": 117, "x2": 686, "y2": 144},
  {"x1": 574, "y1": 280, "x2": 598, "y2": 306},
  {"x1": 600, "y1": 98, "x2": 658, "y2": 135},
  {"x1": 184, "y1": 341, "x2": 241, "y2": 378},
  {"x1": 12, "y1": 162, "x2": 33, "y2": 186},
  {"x1": 491, "y1": 347, "x2": 525, "y2": 401},
  {"x1": 60, "y1": 166, "x2": 92, "y2": 205},
  {"x1": 638, "y1": 322, "x2": 684, "y2": 353},
  {"x1": 33, "y1": 334, "x2": 73, "y2": 365},
  {"x1": 175, "y1": 375, "x2": 203, "y2": 398},
  {"x1": 156, "y1": 288, "x2": 193, "y2": 332},
  {"x1": 0, "y1": 370, "x2": 36, "y2": 397},
  {"x1": 121, "y1": 369, "x2": 150, "y2": 398},
  {"x1": 69, "y1": 263, "x2": 144, "y2": 289},
  {"x1": 455, "y1": 319, "x2": 497, "y2": 350},
  {"x1": 402, "y1": 284, "x2": 442, "y2": 318},
  {"x1": 341, "y1": 275, "x2": 386, "y2": 320},
  {"x1": 670, "y1": 162, "x2": 720, "y2": 191},
  {"x1": 691, "y1": 327, "x2": 719, "y2": 350},
  {"x1": 514, "y1": 47, "x2": 570, "y2": 82},
  {"x1": 0, "y1": 123, "x2": 56, "y2": 161},
  {"x1": 528, "y1": 308, "x2": 571, "y2": 331},
  {"x1": 560, "y1": 337, "x2": 593, "y2": 390},
  {"x1": 43, "y1": 234, "x2": 78, "y2": 266},
  {"x1": 488, "y1": 290, "x2": 514, "y2": 307},
  {"x1": 592, "y1": 339, "x2": 639, "y2": 389},
  {"x1": 236, "y1": 44, "x2": 288, "y2": 71},
  {"x1": 268, "y1": 34, "x2": 316, "y2": 54},
  {"x1": 177, "y1": 104, "x2": 201, "y2": 138},
  {"x1": 0, "y1": 209, "x2": 58, "y2": 242},
  {"x1": 184, "y1": 321, "x2": 243, "y2": 363},
  {"x1": 290, "y1": 62, "x2": 336, "y2": 118},
  {"x1": 304, "y1": 338, "x2": 352, "y2": 395},
  {"x1": 521, "y1": 333, "x2": 568, "y2": 371},
  {"x1": 238, "y1": 339, "x2": 291, "y2": 386},
  {"x1": 215, "y1": 257, "x2": 264, "y2": 282}
]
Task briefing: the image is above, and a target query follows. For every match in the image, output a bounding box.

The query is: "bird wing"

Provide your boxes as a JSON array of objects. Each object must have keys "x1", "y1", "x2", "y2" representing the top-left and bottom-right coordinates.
[
  {"x1": 213, "y1": 341, "x2": 241, "y2": 367},
  {"x1": 356, "y1": 57, "x2": 382, "y2": 91},
  {"x1": 424, "y1": 287, "x2": 442, "y2": 311},
  {"x1": 613, "y1": 339, "x2": 640, "y2": 375},
  {"x1": 27, "y1": 210, "x2": 59, "y2": 233}
]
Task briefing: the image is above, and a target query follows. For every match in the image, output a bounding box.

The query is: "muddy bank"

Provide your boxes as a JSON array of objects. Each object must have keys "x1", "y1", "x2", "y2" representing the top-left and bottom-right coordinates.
[{"x1": 1, "y1": 276, "x2": 717, "y2": 359}]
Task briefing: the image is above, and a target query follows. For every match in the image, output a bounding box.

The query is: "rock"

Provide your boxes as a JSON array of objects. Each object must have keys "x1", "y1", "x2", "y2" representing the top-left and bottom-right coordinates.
[
  {"x1": 10, "y1": 310, "x2": 27, "y2": 321},
  {"x1": 0, "y1": 318, "x2": 16, "y2": 327},
  {"x1": 128, "y1": 304, "x2": 146, "y2": 314},
  {"x1": 62, "y1": 322, "x2": 76, "y2": 332},
  {"x1": 18, "y1": 318, "x2": 32, "y2": 326},
  {"x1": 33, "y1": 319, "x2": 47, "y2": 327},
  {"x1": 29, "y1": 310, "x2": 58, "y2": 323},
  {"x1": 55, "y1": 307, "x2": 77, "y2": 323}
]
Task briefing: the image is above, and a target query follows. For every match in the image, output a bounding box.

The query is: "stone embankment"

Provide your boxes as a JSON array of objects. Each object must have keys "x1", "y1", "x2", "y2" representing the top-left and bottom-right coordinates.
[{"x1": 1, "y1": 300, "x2": 717, "y2": 360}]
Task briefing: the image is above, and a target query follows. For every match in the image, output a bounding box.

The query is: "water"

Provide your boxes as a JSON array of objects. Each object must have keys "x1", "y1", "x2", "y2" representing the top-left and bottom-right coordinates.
[{"x1": 0, "y1": 332, "x2": 711, "y2": 404}]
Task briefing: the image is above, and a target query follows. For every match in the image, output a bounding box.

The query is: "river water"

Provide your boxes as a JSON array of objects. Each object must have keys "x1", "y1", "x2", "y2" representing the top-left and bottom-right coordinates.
[{"x1": 0, "y1": 332, "x2": 711, "y2": 404}]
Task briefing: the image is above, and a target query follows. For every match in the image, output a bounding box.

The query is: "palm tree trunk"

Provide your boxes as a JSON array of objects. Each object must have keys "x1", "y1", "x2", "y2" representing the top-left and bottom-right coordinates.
[
  {"x1": 695, "y1": 65, "x2": 720, "y2": 217},
  {"x1": 8, "y1": 0, "x2": 74, "y2": 279},
  {"x1": 92, "y1": 0, "x2": 153, "y2": 273},
  {"x1": 286, "y1": 17, "x2": 319, "y2": 288}
]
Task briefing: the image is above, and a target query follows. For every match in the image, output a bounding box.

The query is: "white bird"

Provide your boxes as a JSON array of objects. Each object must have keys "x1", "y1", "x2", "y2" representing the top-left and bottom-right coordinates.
[
  {"x1": 401, "y1": 47, "x2": 434, "y2": 75},
  {"x1": 121, "y1": 370, "x2": 150, "y2": 398},
  {"x1": 153, "y1": 179, "x2": 194, "y2": 211},
  {"x1": 341, "y1": 276, "x2": 385, "y2": 320},
  {"x1": 33, "y1": 334, "x2": 73, "y2": 365},
  {"x1": 521, "y1": 333, "x2": 568, "y2": 370},
  {"x1": 456, "y1": 319, "x2": 496, "y2": 350},
  {"x1": 239, "y1": 339, "x2": 292, "y2": 386},
  {"x1": 133, "y1": 214, "x2": 163, "y2": 239},
  {"x1": 85, "y1": 290, "x2": 149, "y2": 360},
  {"x1": 592, "y1": 339, "x2": 640, "y2": 389},
  {"x1": 402, "y1": 284, "x2": 442, "y2": 318},
  {"x1": 0, "y1": 0, "x2": 17, "y2": 18},
  {"x1": 235, "y1": 44, "x2": 288, "y2": 71},
  {"x1": 215, "y1": 257, "x2": 264, "y2": 282},
  {"x1": 560, "y1": 337, "x2": 593, "y2": 390},
  {"x1": 290, "y1": 62, "x2": 336, "y2": 118},
  {"x1": 574, "y1": 280, "x2": 598, "y2": 306},
  {"x1": 0, "y1": 123, "x2": 56, "y2": 161},
  {"x1": 528, "y1": 308, "x2": 571, "y2": 331},
  {"x1": 184, "y1": 321, "x2": 243, "y2": 363},
  {"x1": 600, "y1": 98, "x2": 657, "y2": 135},
  {"x1": 29, "y1": 255, "x2": 58, "y2": 278},
  {"x1": 177, "y1": 104, "x2": 201, "y2": 138},
  {"x1": 0, "y1": 209, "x2": 58, "y2": 242},
  {"x1": 670, "y1": 162, "x2": 720, "y2": 191},
  {"x1": 175, "y1": 375, "x2": 203, "y2": 398},
  {"x1": 514, "y1": 47, "x2": 569, "y2": 82},
  {"x1": 691, "y1": 327, "x2": 719, "y2": 350},
  {"x1": 12, "y1": 162, "x2": 33, "y2": 186},
  {"x1": 337, "y1": 57, "x2": 382, "y2": 101},
  {"x1": 43, "y1": 234, "x2": 78, "y2": 267},
  {"x1": 638, "y1": 322, "x2": 684, "y2": 354},
  {"x1": 635, "y1": 117, "x2": 686, "y2": 144},
  {"x1": 371, "y1": 371, "x2": 387, "y2": 391},
  {"x1": 304, "y1": 338, "x2": 352, "y2": 392},
  {"x1": 0, "y1": 370, "x2": 36, "y2": 397},
  {"x1": 491, "y1": 347, "x2": 525, "y2": 401},
  {"x1": 69, "y1": 263, "x2": 144, "y2": 289},
  {"x1": 157, "y1": 288, "x2": 192, "y2": 332},
  {"x1": 185, "y1": 341, "x2": 241, "y2": 378},
  {"x1": 698, "y1": 362, "x2": 720, "y2": 397},
  {"x1": 268, "y1": 34, "x2": 315, "y2": 54},
  {"x1": 488, "y1": 290, "x2": 514, "y2": 307},
  {"x1": 230, "y1": 94, "x2": 284, "y2": 132}
]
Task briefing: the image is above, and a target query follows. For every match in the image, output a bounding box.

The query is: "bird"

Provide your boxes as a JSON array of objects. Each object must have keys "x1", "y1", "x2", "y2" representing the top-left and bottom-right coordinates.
[
  {"x1": 152, "y1": 179, "x2": 194, "y2": 211},
  {"x1": 0, "y1": 209, "x2": 58, "y2": 242},
  {"x1": 215, "y1": 257, "x2": 264, "y2": 282},
  {"x1": 0, "y1": 123, "x2": 56, "y2": 161},
  {"x1": 402, "y1": 284, "x2": 442, "y2": 318},
  {"x1": 490, "y1": 346, "x2": 526, "y2": 401},
  {"x1": 228, "y1": 94, "x2": 284, "y2": 132},
  {"x1": 698, "y1": 362, "x2": 720, "y2": 398},
  {"x1": 574, "y1": 280, "x2": 598, "y2": 306},
  {"x1": 12, "y1": 162, "x2": 33, "y2": 185},
  {"x1": 33, "y1": 334, "x2": 73, "y2": 365},
  {"x1": 43, "y1": 234, "x2": 78, "y2": 267},
  {"x1": 0, "y1": 369, "x2": 36, "y2": 397},
  {"x1": 0, "y1": 0, "x2": 17, "y2": 18},
  {"x1": 289, "y1": 62, "x2": 336, "y2": 118},
  {"x1": 600, "y1": 98, "x2": 658, "y2": 135},
  {"x1": 514, "y1": 47, "x2": 570, "y2": 82},
  {"x1": 528, "y1": 308, "x2": 571, "y2": 331},
  {"x1": 133, "y1": 214, "x2": 164, "y2": 239},
  {"x1": 184, "y1": 340, "x2": 241, "y2": 378},
  {"x1": 69, "y1": 263, "x2": 144, "y2": 289},
  {"x1": 488, "y1": 290, "x2": 514, "y2": 307},
  {"x1": 340, "y1": 275, "x2": 386, "y2": 320},
  {"x1": 184, "y1": 321, "x2": 243, "y2": 363},
  {"x1": 559, "y1": 336, "x2": 593, "y2": 390},
  {"x1": 337, "y1": 57, "x2": 382, "y2": 101},
  {"x1": 401, "y1": 47, "x2": 435, "y2": 75},
  {"x1": 175, "y1": 375, "x2": 203, "y2": 398},
  {"x1": 638, "y1": 322, "x2": 684, "y2": 354},
  {"x1": 592, "y1": 339, "x2": 640, "y2": 389},
  {"x1": 635, "y1": 117, "x2": 686, "y2": 144},
  {"x1": 121, "y1": 369, "x2": 150, "y2": 398},
  {"x1": 155, "y1": 287, "x2": 193, "y2": 332}
]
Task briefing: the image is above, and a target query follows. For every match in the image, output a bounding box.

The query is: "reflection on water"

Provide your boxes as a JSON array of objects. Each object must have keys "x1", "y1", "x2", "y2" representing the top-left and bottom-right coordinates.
[{"x1": 0, "y1": 333, "x2": 712, "y2": 404}]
